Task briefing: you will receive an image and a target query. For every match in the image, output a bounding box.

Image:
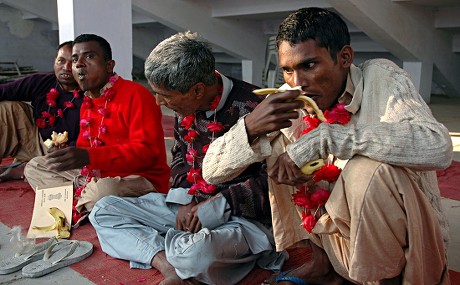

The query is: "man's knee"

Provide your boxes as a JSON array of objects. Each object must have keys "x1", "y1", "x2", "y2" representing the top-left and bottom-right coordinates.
[
  {"x1": 24, "y1": 156, "x2": 45, "y2": 170},
  {"x1": 23, "y1": 161, "x2": 33, "y2": 179},
  {"x1": 336, "y1": 155, "x2": 406, "y2": 200},
  {"x1": 79, "y1": 178, "x2": 121, "y2": 212},
  {"x1": 327, "y1": 155, "x2": 407, "y2": 227},
  {"x1": 0, "y1": 101, "x2": 30, "y2": 112},
  {"x1": 88, "y1": 196, "x2": 119, "y2": 222},
  {"x1": 340, "y1": 156, "x2": 383, "y2": 185},
  {"x1": 90, "y1": 195, "x2": 119, "y2": 212},
  {"x1": 164, "y1": 229, "x2": 214, "y2": 273},
  {"x1": 166, "y1": 226, "x2": 249, "y2": 272},
  {"x1": 23, "y1": 156, "x2": 46, "y2": 186},
  {"x1": 0, "y1": 101, "x2": 33, "y2": 123}
]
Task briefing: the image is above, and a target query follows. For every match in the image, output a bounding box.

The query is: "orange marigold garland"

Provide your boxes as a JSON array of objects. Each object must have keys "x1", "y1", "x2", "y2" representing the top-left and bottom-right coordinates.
[{"x1": 293, "y1": 103, "x2": 351, "y2": 232}]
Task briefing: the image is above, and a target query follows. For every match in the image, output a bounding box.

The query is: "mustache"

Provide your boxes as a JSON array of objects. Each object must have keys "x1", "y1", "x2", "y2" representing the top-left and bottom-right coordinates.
[{"x1": 298, "y1": 87, "x2": 317, "y2": 96}]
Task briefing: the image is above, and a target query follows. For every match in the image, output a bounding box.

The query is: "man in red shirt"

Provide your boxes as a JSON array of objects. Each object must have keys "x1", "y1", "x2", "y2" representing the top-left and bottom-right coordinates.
[{"x1": 24, "y1": 34, "x2": 170, "y2": 222}]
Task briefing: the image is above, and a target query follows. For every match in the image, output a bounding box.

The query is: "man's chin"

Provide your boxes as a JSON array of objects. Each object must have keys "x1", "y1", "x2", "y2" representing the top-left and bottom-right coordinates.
[
  {"x1": 76, "y1": 82, "x2": 89, "y2": 92},
  {"x1": 59, "y1": 78, "x2": 77, "y2": 86},
  {"x1": 174, "y1": 110, "x2": 192, "y2": 118}
]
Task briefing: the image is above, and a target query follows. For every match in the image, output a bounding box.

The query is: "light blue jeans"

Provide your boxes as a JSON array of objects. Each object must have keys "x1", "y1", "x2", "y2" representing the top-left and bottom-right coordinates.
[{"x1": 89, "y1": 192, "x2": 285, "y2": 285}]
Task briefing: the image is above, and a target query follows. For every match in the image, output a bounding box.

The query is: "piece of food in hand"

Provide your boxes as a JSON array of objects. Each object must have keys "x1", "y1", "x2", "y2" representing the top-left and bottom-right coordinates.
[
  {"x1": 253, "y1": 87, "x2": 327, "y2": 176},
  {"x1": 51, "y1": 131, "x2": 69, "y2": 144},
  {"x1": 252, "y1": 86, "x2": 302, "y2": 95},
  {"x1": 294, "y1": 95, "x2": 326, "y2": 122},
  {"x1": 44, "y1": 131, "x2": 69, "y2": 149},
  {"x1": 252, "y1": 87, "x2": 326, "y2": 122},
  {"x1": 43, "y1": 139, "x2": 54, "y2": 149},
  {"x1": 300, "y1": 158, "x2": 325, "y2": 175}
]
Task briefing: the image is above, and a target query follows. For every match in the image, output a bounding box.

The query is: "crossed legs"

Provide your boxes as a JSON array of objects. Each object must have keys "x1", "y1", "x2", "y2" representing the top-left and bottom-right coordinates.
[
  {"x1": 0, "y1": 101, "x2": 45, "y2": 182},
  {"x1": 265, "y1": 155, "x2": 447, "y2": 284},
  {"x1": 90, "y1": 193, "x2": 266, "y2": 285}
]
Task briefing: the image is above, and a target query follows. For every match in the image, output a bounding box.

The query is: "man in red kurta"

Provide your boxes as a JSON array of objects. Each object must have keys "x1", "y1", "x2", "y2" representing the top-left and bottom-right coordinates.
[{"x1": 24, "y1": 34, "x2": 170, "y2": 222}]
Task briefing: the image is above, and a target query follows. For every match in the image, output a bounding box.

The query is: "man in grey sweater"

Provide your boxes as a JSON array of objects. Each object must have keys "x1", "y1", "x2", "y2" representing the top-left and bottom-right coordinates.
[{"x1": 203, "y1": 7, "x2": 452, "y2": 285}]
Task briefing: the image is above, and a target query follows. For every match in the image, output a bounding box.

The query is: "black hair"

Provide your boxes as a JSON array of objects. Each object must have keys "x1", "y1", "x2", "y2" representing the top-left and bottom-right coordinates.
[
  {"x1": 276, "y1": 7, "x2": 350, "y2": 62},
  {"x1": 73, "y1": 34, "x2": 112, "y2": 61},
  {"x1": 57, "y1": 41, "x2": 73, "y2": 52}
]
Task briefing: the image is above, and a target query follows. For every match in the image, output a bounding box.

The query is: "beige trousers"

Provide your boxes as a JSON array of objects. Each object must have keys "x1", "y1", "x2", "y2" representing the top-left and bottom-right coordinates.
[
  {"x1": 266, "y1": 133, "x2": 310, "y2": 250},
  {"x1": 24, "y1": 156, "x2": 156, "y2": 212},
  {"x1": 269, "y1": 148, "x2": 449, "y2": 283},
  {"x1": 317, "y1": 156, "x2": 449, "y2": 284},
  {"x1": 0, "y1": 101, "x2": 46, "y2": 162}
]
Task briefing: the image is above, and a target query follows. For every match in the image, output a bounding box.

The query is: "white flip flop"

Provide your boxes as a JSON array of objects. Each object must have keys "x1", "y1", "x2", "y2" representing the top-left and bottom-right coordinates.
[
  {"x1": 0, "y1": 237, "x2": 59, "y2": 275},
  {"x1": 22, "y1": 240, "x2": 93, "y2": 278}
]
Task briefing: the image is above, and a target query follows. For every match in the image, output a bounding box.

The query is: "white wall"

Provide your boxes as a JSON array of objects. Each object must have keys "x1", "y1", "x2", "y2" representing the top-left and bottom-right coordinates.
[{"x1": 0, "y1": 4, "x2": 58, "y2": 72}]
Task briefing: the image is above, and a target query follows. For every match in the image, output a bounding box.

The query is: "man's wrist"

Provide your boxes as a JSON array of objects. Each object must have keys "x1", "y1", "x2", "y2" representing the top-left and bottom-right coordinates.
[{"x1": 244, "y1": 116, "x2": 259, "y2": 144}]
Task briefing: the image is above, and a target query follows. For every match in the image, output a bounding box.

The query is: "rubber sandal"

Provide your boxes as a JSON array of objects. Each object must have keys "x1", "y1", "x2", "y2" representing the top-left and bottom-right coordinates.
[
  {"x1": 22, "y1": 240, "x2": 93, "y2": 278},
  {"x1": 0, "y1": 161, "x2": 23, "y2": 169},
  {"x1": 275, "y1": 270, "x2": 308, "y2": 285},
  {"x1": 0, "y1": 237, "x2": 59, "y2": 275},
  {"x1": 0, "y1": 167, "x2": 13, "y2": 181},
  {"x1": 0, "y1": 162, "x2": 25, "y2": 182}
]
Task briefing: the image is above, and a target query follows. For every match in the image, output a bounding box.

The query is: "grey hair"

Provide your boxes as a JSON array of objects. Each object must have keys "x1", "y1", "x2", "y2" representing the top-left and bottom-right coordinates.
[{"x1": 144, "y1": 31, "x2": 216, "y2": 93}]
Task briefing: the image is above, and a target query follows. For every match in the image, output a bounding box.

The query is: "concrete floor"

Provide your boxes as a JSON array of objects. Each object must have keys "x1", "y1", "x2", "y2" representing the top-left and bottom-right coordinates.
[
  {"x1": 430, "y1": 95, "x2": 460, "y2": 161},
  {"x1": 430, "y1": 95, "x2": 460, "y2": 272},
  {"x1": 0, "y1": 94, "x2": 459, "y2": 284}
]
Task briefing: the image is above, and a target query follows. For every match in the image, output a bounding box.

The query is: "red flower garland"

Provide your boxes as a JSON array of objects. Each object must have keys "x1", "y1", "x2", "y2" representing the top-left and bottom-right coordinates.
[
  {"x1": 72, "y1": 74, "x2": 118, "y2": 225},
  {"x1": 183, "y1": 71, "x2": 224, "y2": 196},
  {"x1": 313, "y1": 164, "x2": 342, "y2": 183},
  {"x1": 301, "y1": 211, "x2": 317, "y2": 233},
  {"x1": 293, "y1": 103, "x2": 351, "y2": 233},
  {"x1": 36, "y1": 87, "x2": 80, "y2": 129}
]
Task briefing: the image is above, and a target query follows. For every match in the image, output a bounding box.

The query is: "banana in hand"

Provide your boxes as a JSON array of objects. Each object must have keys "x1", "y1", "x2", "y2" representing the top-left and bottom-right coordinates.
[
  {"x1": 252, "y1": 87, "x2": 326, "y2": 122},
  {"x1": 252, "y1": 87, "x2": 327, "y2": 175}
]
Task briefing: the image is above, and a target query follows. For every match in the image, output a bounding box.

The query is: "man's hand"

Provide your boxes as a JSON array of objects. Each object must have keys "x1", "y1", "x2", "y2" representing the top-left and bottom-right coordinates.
[
  {"x1": 185, "y1": 202, "x2": 203, "y2": 234},
  {"x1": 176, "y1": 199, "x2": 198, "y2": 231},
  {"x1": 245, "y1": 90, "x2": 304, "y2": 143},
  {"x1": 47, "y1": 143, "x2": 69, "y2": 154},
  {"x1": 44, "y1": 147, "x2": 90, "y2": 171},
  {"x1": 268, "y1": 152, "x2": 313, "y2": 186},
  {"x1": 176, "y1": 195, "x2": 225, "y2": 233},
  {"x1": 184, "y1": 194, "x2": 223, "y2": 233}
]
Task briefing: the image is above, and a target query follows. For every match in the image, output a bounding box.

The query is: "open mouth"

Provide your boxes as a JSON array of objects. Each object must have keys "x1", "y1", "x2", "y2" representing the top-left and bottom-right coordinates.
[
  {"x1": 77, "y1": 71, "x2": 86, "y2": 80},
  {"x1": 60, "y1": 73, "x2": 72, "y2": 79}
]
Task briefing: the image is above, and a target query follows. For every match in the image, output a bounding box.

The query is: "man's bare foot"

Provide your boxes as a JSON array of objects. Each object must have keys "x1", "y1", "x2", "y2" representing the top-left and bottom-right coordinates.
[
  {"x1": 159, "y1": 272, "x2": 200, "y2": 285},
  {"x1": 262, "y1": 241, "x2": 345, "y2": 285},
  {"x1": 153, "y1": 251, "x2": 201, "y2": 285}
]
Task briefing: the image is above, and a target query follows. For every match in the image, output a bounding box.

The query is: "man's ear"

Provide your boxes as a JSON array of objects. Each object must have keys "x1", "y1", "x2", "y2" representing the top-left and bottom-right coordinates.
[
  {"x1": 106, "y1": 60, "x2": 116, "y2": 74},
  {"x1": 338, "y1": 45, "x2": 354, "y2": 68},
  {"x1": 192, "y1": 82, "x2": 206, "y2": 99}
]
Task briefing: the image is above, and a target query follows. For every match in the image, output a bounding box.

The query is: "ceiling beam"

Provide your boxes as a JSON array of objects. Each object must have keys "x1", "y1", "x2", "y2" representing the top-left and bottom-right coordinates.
[
  {"x1": 435, "y1": 6, "x2": 460, "y2": 29},
  {"x1": 211, "y1": 0, "x2": 329, "y2": 18},
  {"x1": 132, "y1": 0, "x2": 268, "y2": 85},
  {"x1": 1, "y1": 0, "x2": 57, "y2": 23},
  {"x1": 328, "y1": 0, "x2": 460, "y2": 97}
]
